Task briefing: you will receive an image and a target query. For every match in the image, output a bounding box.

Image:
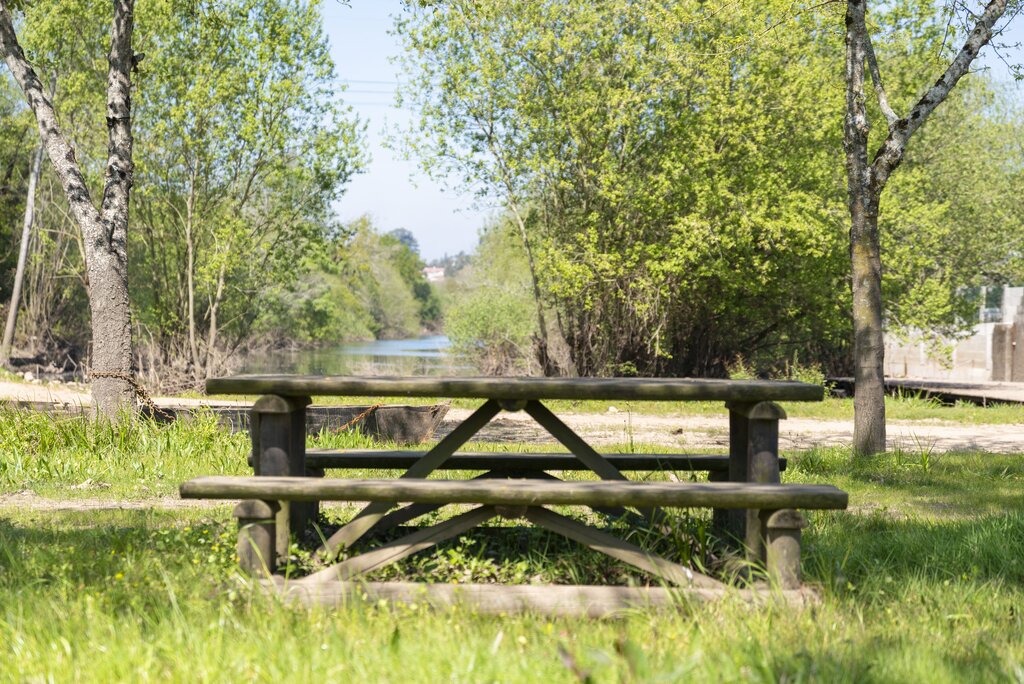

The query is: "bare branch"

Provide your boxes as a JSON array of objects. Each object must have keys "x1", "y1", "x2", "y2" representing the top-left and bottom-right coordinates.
[{"x1": 864, "y1": 31, "x2": 899, "y2": 128}]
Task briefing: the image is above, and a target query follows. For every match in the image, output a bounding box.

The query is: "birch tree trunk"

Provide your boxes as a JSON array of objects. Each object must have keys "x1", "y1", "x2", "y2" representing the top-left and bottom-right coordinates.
[
  {"x1": 1, "y1": 144, "x2": 43, "y2": 364},
  {"x1": 0, "y1": 0, "x2": 139, "y2": 418},
  {"x1": 844, "y1": 0, "x2": 1008, "y2": 454}
]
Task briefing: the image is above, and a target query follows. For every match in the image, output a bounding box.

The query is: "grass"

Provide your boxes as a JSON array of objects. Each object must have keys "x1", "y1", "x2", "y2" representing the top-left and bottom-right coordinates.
[{"x1": 2, "y1": 409, "x2": 1024, "y2": 680}]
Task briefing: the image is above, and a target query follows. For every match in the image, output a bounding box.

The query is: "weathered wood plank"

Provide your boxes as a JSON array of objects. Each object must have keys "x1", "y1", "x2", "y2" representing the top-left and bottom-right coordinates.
[
  {"x1": 265, "y1": 579, "x2": 819, "y2": 615},
  {"x1": 763, "y1": 509, "x2": 807, "y2": 590},
  {"x1": 207, "y1": 375, "x2": 824, "y2": 402},
  {"x1": 250, "y1": 394, "x2": 312, "y2": 536},
  {"x1": 305, "y1": 451, "x2": 790, "y2": 473},
  {"x1": 523, "y1": 507, "x2": 724, "y2": 589},
  {"x1": 181, "y1": 476, "x2": 849, "y2": 510},
  {"x1": 304, "y1": 506, "x2": 497, "y2": 584},
  {"x1": 233, "y1": 499, "x2": 278, "y2": 575},
  {"x1": 744, "y1": 415, "x2": 782, "y2": 563}
]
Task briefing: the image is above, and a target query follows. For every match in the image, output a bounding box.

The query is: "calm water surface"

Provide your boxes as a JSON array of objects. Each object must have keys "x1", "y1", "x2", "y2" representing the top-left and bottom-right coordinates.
[{"x1": 238, "y1": 335, "x2": 470, "y2": 376}]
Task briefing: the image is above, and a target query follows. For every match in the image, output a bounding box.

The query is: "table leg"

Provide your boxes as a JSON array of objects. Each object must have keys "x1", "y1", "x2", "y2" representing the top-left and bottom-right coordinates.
[
  {"x1": 523, "y1": 400, "x2": 662, "y2": 525},
  {"x1": 316, "y1": 399, "x2": 502, "y2": 558},
  {"x1": 723, "y1": 401, "x2": 786, "y2": 564},
  {"x1": 251, "y1": 394, "x2": 312, "y2": 542}
]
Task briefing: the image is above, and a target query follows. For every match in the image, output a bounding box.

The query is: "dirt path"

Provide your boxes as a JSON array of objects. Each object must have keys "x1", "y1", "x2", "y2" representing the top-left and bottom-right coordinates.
[
  {"x1": 0, "y1": 379, "x2": 91, "y2": 405},
  {"x1": 0, "y1": 490, "x2": 221, "y2": 513},
  {"x1": 441, "y1": 408, "x2": 1024, "y2": 453},
  {"x1": 0, "y1": 379, "x2": 247, "y2": 408}
]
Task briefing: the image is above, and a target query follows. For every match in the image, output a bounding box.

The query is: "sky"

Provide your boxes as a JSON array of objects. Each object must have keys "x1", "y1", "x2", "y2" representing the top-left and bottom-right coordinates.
[
  {"x1": 322, "y1": 1, "x2": 492, "y2": 262},
  {"x1": 322, "y1": 2, "x2": 1023, "y2": 262}
]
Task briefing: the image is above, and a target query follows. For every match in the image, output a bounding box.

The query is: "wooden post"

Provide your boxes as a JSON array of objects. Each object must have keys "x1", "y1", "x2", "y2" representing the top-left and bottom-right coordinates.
[
  {"x1": 233, "y1": 499, "x2": 279, "y2": 575},
  {"x1": 762, "y1": 509, "x2": 807, "y2": 590},
  {"x1": 718, "y1": 406, "x2": 749, "y2": 546},
  {"x1": 724, "y1": 401, "x2": 786, "y2": 563},
  {"x1": 250, "y1": 394, "x2": 312, "y2": 541}
]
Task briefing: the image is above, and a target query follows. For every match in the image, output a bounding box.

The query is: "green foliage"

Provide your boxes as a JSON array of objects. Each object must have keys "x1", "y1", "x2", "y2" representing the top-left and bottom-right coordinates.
[
  {"x1": 343, "y1": 218, "x2": 427, "y2": 339},
  {"x1": 397, "y1": 0, "x2": 1024, "y2": 377},
  {"x1": 397, "y1": 0, "x2": 850, "y2": 376},
  {"x1": 445, "y1": 218, "x2": 538, "y2": 374},
  {"x1": 0, "y1": 82, "x2": 36, "y2": 304},
  {"x1": 880, "y1": 88, "x2": 1024, "y2": 340},
  {"x1": 128, "y1": 0, "x2": 365, "y2": 370},
  {"x1": 380, "y1": 230, "x2": 442, "y2": 327},
  {"x1": 262, "y1": 216, "x2": 442, "y2": 344},
  {"x1": 12, "y1": 0, "x2": 368, "y2": 370},
  {"x1": 0, "y1": 408, "x2": 247, "y2": 493}
]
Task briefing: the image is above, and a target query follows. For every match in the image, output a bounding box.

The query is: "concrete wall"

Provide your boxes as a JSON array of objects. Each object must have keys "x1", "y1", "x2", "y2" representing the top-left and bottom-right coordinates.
[
  {"x1": 884, "y1": 288, "x2": 1024, "y2": 382},
  {"x1": 884, "y1": 327, "x2": 993, "y2": 382}
]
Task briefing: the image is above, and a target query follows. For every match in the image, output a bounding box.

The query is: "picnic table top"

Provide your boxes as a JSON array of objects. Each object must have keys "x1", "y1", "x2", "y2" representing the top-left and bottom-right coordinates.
[{"x1": 205, "y1": 375, "x2": 823, "y2": 403}]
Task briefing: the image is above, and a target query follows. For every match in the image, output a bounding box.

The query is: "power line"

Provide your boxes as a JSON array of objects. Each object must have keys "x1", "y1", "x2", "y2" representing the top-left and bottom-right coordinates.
[{"x1": 338, "y1": 79, "x2": 400, "y2": 86}]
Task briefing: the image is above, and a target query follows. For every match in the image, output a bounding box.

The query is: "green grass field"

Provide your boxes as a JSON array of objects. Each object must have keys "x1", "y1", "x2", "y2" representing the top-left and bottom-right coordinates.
[{"x1": 1, "y1": 409, "x2": 1023, "y2": 681}]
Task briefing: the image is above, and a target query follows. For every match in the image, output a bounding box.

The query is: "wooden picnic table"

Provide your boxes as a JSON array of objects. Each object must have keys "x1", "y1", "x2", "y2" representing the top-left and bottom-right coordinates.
[{"x1": 195, "y1": 375, "x2": 839, "y2": 612}]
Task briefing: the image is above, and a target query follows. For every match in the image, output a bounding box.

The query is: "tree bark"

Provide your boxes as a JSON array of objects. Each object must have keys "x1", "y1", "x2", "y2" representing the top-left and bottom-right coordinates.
[
  {"x1": 204, "y1": 250, "x2": 229, "y2": 382},
  {"x1": 1, "y1": 144, "x2": 43, "y2": 364},
  {"x1": 0, "y1": 0, "x2": 138, "y2": 418},
  {"x1": 844, "y1": 0, "x2": 1007, "y2": 454},
  {"x1": 844, "y1": 0, "x2": 886, "y2": 454}
]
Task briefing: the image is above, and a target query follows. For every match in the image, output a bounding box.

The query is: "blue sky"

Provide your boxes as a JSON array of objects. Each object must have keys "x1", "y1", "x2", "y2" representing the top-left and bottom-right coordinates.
[
  {"x1": 323, "y1": 1, "x2": 493, "y2": 262},
  {"x1": 322, "y1": 1, "x2": 1022, "y2": 262}
]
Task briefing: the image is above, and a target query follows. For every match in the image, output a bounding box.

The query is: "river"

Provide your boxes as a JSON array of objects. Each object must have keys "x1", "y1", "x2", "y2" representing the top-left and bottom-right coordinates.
[{"x1": 237, "y1": 335, "x2": 468, "y2": 376}]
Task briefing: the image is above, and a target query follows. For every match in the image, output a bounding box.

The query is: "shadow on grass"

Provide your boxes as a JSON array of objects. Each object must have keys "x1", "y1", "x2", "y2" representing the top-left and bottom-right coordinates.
[
  {"x1": 0, "y1": 509, "x2": 236, "y2": 596},
  {"x1": 786, "y1": 447, "x2": 1024, "y2": 517}
]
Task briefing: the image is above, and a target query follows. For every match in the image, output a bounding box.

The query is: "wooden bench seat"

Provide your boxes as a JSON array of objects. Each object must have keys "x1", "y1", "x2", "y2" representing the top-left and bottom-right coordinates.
[
  {"x1": 303, "y1": 450, "x2": 788, "y2": 473},
  {"x1": 180, "y1": 475, "x2": 846, "y2": 601},
  {"x1": 181, "y1": 475, "x2": 841, "y2": 509}
]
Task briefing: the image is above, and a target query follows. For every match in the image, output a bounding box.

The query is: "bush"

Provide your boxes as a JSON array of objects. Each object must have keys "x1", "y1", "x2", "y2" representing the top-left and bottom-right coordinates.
[{"x1": 446, "y1": 287, "x2": 535, "y2": 375}]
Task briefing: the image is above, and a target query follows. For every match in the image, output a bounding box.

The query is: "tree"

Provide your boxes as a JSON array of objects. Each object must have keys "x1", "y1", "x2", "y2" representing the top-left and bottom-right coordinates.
[
  {"x1": 0, "y1": 0, "x2": 137, "y2": 416},
  {"x1": 395, "y1": 2, "x2": 570, "y2": 374},
  {"x1": 446, "y1": 216, "x2": 538, "y2": 375},
  {"x1": 387, "y1": 228, "x2": 420, "y2": 255},
  {"x1": 844, "y1": 0, "x2": 1014, "y2": 453},
  {"x1": 397, "y1": 1, "x2": 853, "y2": 377},
  {"x1": 129, "y1": 0, "x2": 364, "y2": 383},
  {"x1": 401, "y1": 0, "x2": 1023, "y2": 389},
  {"x1": 0, "y1": 143, "x2": 41, "y2": 363}
]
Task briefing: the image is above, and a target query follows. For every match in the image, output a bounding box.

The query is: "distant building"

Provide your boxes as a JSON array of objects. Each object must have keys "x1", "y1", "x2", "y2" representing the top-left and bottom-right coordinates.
[
  {"x1": 885, "y1": 286, "x2": 1024, "y2": 382},
  {"x1": 422, "y1": 266, "x2": 445, "y2": 283}
]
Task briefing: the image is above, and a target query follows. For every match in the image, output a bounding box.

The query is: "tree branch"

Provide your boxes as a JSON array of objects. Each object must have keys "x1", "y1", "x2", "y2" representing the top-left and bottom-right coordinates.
[
  {"x1": 864, "y1": 30, "x2": 899, "y2": 128},
  {"x1": 871, "y1": 0, "x2": 1008, "y2": 191}
]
